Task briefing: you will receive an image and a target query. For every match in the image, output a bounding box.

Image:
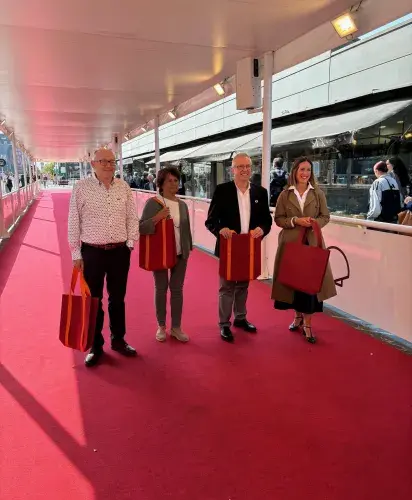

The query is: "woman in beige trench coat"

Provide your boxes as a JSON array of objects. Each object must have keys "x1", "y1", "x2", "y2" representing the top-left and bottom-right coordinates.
[{"x1": 271, "y1": 157, "x2": 336, "y2": 343}]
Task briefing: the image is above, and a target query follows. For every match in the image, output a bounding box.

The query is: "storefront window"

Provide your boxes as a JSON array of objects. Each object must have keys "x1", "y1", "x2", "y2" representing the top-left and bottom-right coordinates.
[{"x1": 192, "y1": 162, "x2": 212, "y2": 198}]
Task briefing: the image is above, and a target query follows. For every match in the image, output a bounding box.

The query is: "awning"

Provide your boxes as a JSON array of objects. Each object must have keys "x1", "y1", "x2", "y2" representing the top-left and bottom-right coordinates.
[
  {"x1": 146, "y1": 145, "x2": 205, "y2": 164},
  {"x1": 243, "y1": 99, "x2": 412, "y2": 150},
  {"x1": 183, "y1": 131, "x2": 263, "y2": 161},
  {"x1": 133, "y1": 153, "x2": 154, "y2": 161},
  {"x1": 144, "y1": 99, "x2": 412, "y2": 165}
]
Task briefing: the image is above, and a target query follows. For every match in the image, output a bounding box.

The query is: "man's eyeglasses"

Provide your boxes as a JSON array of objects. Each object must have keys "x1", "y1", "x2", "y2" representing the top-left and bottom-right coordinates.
[
  {"x1": 97, "y1": 159, "x2": 116, "y2": 166},
  {"x1": 235, "y1": 165, "x2": 251, "y2": 170}
]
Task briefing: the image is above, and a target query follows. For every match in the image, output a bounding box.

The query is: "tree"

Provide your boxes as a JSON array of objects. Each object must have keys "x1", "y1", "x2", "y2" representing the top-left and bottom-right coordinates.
[{"x1": 42, "y1": 162, "x2": 55, "y2": 177}]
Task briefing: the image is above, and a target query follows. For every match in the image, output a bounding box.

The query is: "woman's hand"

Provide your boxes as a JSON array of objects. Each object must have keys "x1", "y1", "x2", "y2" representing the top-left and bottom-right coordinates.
[
  {"x1": 405, "y1": 196, "x2": 412, "y2": 204},
  {"x1": 294, "y1": 217, "x2": 312, "y2": 228},
  {"x1": 152, "y1": 207, "x2": 170, "y2": 225}
]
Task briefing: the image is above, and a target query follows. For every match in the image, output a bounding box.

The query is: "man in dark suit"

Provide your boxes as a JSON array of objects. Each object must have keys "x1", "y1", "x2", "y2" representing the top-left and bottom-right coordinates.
[{"x1": 205, "y1": 153, "x2": 272, "y2": 342}]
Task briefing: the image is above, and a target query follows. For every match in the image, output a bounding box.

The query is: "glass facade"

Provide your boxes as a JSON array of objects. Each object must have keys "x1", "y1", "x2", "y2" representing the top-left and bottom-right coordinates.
[{"x1": 144, "y1": 100, "x2": 412, "y2": 217}]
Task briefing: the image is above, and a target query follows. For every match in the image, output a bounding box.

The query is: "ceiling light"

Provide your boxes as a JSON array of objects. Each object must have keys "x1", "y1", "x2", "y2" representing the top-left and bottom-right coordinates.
[
  {"x1": 168, "y1": 110, "x2": 176, "y2": 120},
  {"x1": 214, "y1": 83, "x2": 225, "y2": 96},
  {"x1": 0, "y1": 120, "x2": 5, "y2": 126},
  {"x1": 141, "y1": 125, "x2": 147, "y2": 132},
  {"x1": 379, "y1": 125, "x2": 386, "y2": 129},
  {"x1": 124, "y1": 134, "x2": 129, "y2": 141},
  {"x1": 331, "y1": 13, "x2": 358, "y2": 38},
  {"x1": 397, "y1": 121, "x2": 404, "y2": 124}
]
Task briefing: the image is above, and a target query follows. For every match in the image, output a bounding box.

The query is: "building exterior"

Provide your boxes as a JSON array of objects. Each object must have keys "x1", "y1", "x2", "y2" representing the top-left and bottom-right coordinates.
[{"x1": 122, "y1": 19, "x2": 412, "y2": 214}]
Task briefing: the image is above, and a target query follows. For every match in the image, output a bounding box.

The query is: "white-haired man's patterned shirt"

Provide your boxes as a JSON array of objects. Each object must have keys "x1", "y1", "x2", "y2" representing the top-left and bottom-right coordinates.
[{"x1": 68, "y1": 177, "x2": 139, "y2": 260}]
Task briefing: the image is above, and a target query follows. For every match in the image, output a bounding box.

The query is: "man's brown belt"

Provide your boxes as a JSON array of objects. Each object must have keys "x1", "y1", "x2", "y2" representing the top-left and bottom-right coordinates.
[{"x1": 82, "y1": 242, "x2": 127, "y2": 250}]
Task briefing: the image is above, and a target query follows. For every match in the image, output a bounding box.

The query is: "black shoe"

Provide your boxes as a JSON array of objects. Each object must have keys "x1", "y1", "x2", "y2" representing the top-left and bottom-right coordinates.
[
  {"x1": 303, "y1": 325, "x2": 317, "y2": 344},
  {"x1": 220, "y1": 327, "x2": 234, "y2": 343},
  {"x1": 85, "y1": 348, "x2": 103, "y2": 367},
  {"x1": 233, "y1": 319, "x2": 257, "y2": 333},
  {"x1": 289, "y1": 315, "x2": 303, "y2": 332},
  {"x1": 111, "y1": 339, "x2": 137, "y2": 357}
]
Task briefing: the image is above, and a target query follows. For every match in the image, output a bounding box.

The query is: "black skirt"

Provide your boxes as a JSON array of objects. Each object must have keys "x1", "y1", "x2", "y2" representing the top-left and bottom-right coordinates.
[
  {"x1": 274, "y1": 235, "x2": 324, "y2": 315},
  {"x1": 274, "y1": 292, "x2": 323, "y2": 315}
]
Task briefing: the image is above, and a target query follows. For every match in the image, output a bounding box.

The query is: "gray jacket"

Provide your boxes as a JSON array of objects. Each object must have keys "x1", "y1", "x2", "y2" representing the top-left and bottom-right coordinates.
[{"x1": 139, "y1": 197, "x2": 193, "y2": 260}]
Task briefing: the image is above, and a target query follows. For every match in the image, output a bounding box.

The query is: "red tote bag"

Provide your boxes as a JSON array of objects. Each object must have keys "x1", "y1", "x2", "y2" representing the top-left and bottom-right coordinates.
[
  {"x1": 219, "y1": 232, "x2": 262, "y2": 282},
  {"x1": 139, "y1": 198, "x2": 177, "y2": 271},
  {"x1": 59, "y1": 268, "x2": 99, "y2": 352},
  {"x1": 277, "y1": 221, "x2": 350, "y2": 294},
  {"x1": 277, "y1": 221, "x2": 330, "y2": 295}
]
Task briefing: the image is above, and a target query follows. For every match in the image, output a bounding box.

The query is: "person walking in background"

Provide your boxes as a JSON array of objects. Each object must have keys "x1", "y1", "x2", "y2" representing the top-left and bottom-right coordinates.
[
  {"x1": 139, "y1": 167, "x2": 192, "y2": 342},
  {"x1": 367, "y1": 161, "x2": 401, "y2": 223},
  {"x1": 270, "y1": 157, "x2": 288, "y2": 207},
  {"x1": 205, "y1": 153, "x2": 272, "y2": 343},
  {"x1": 271, "y1": 156, "x2": 336, "y2": 344},
  {"x1": 177, "y1": 164, "x2": 187, "y2": 196},
  {"x1": 68, "y1": 147, "x2": 139, "y2": 367},
  {"x1": 145, "y1": 174, "x2": 156, "y2": 191},
  {"x1": 387, "y1": 157, "x2": 411, "y2": 202}
]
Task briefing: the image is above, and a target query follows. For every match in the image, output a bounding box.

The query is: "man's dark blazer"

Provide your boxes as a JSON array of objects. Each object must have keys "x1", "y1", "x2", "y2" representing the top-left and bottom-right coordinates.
[{"x1": 205, "y1": 181, "x2": 273, "y2": 257}]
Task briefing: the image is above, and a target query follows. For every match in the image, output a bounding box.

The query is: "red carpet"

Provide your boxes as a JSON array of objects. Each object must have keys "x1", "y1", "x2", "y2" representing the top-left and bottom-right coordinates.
[{"x1": 1, "y1": 191, "x2": 411, "y2": 500}]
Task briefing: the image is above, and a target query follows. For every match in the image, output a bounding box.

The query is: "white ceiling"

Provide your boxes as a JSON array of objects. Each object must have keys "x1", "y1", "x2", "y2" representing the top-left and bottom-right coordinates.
[{"x1": 0, "y1": 0, "x2": 406, "y2": 160}]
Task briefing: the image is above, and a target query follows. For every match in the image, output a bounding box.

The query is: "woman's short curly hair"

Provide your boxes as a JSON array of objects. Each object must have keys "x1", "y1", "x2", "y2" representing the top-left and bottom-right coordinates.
[{"x1": 156, "y1": 166, "x2": 181, "y2": 194}]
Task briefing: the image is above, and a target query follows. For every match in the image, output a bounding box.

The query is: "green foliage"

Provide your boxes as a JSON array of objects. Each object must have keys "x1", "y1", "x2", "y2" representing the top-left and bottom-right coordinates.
[{"x1": 42, "y1": 162, "x2": 55, "y2": 177}]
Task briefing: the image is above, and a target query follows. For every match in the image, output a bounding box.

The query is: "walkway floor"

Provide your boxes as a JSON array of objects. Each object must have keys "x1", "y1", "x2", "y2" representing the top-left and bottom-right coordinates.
[{"x1": 1, "y1": 191, "x2": 411, "y2": 500}]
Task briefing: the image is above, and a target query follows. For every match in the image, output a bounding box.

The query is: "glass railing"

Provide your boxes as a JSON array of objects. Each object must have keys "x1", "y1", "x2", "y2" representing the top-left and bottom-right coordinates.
[{"x1": 0, "y1": 182, "x2": 40, "y2": 239}]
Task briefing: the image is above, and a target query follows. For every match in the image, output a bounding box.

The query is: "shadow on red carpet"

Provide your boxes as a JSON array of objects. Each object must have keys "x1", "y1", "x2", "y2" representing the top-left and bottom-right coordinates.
[{"x1": 1, "y1": 191, "x2": 411, "y2": 500}]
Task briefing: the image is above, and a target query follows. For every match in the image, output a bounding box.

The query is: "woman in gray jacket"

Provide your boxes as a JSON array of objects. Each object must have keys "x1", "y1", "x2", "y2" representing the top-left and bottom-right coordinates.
[{"x1": 139, "y1": 166, "x2": 193, "y2": 342}]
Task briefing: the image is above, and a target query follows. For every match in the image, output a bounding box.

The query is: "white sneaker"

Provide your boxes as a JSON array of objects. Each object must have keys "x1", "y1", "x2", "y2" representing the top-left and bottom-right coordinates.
[
  {"x1": 170, "y1": 328, "x2": 189, "y2": 342},
  {"x1": 156, "y1": 327, "x2": 167, "y2": 342}
]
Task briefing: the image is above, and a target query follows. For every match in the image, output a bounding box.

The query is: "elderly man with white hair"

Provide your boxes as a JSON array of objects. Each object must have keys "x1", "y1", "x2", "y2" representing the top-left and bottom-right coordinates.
[
  {"x1": 68, "y1": 148, "x2": 139, "y2": 367},
  {"x1": 205, "y1": 153, "x2": 272, "y2": 342}
]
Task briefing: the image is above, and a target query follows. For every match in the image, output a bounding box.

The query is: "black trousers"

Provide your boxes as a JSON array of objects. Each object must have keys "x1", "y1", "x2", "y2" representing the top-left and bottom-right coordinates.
[{"x1": 81, "y1": 244, "x2": 131, "y2": 350}]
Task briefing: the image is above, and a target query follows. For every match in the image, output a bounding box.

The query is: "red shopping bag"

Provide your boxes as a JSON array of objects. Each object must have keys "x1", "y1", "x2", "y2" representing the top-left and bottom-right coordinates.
[
  {"x1": 59, "y1": 268, "x2": 99, "y2": 352},
  {"x1": 219, "y1": 232, "x2": 262, "y2": 282},
  {"x1": 277, "y1": 221, "x2": 330, "y2": 295},
  {"x1": 139, "y1": 198, "x2": 177, "y2": 271},
  {"x1": 277, "y1": 221, "x2": 350, "y2": 294}
]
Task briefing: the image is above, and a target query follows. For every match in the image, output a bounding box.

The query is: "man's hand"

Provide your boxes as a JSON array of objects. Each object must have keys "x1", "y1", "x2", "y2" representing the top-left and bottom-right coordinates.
[
  {"x1": 152, "y1": 207, "x2": 170, "y2": 225},
  {"x1": 73, "y1": 259, "x2": 84, "y2": 271},
  {"x1": 295, "y1": 217, "x2": 312, "y2": 228},
  {"x1": 251, "y1": 227, "x2": 264, "y2": 238},
  {"x1": 219, "y1": 228, "x2": 233, "y2": 239}
]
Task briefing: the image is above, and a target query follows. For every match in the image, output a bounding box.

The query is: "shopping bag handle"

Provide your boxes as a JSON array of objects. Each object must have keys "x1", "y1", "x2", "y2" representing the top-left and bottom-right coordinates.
[
  {"x1": 299, "y1": 220, "x2": 323, "y2": 248},
  {"x1": 327, "y1": 246, "x2": 350, "y2": 287},
  {"x1": 70, "y1": 267, "x2": 91, "y2": 297},
  {"x1": 65, "y1": 267, "x2": 90, "y2": 352}
]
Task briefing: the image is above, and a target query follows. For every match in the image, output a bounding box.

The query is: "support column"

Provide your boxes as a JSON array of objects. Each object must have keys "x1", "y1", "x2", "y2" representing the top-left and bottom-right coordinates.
[
  {"x1": 11, "y1": 135, "x2": 21, "y2": 218},
  {"x1": 0, "y1": 174, "x2": 6, "y2": 238},
  {"x1": 260, "y1": 51, "x2": 274, "y2": 280},
  {"x1": 262, "y1": 51, "x2": 273, "y2": 191},
  {"x1": 154, "y1": 115, "x2": 160, "y2": 174},
  {"x1": 22, "y1": 153, "x2": 28, "y2": 205},
  {"x1": 113, "y1": 134, "x2": 123, "y2": 179}
]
